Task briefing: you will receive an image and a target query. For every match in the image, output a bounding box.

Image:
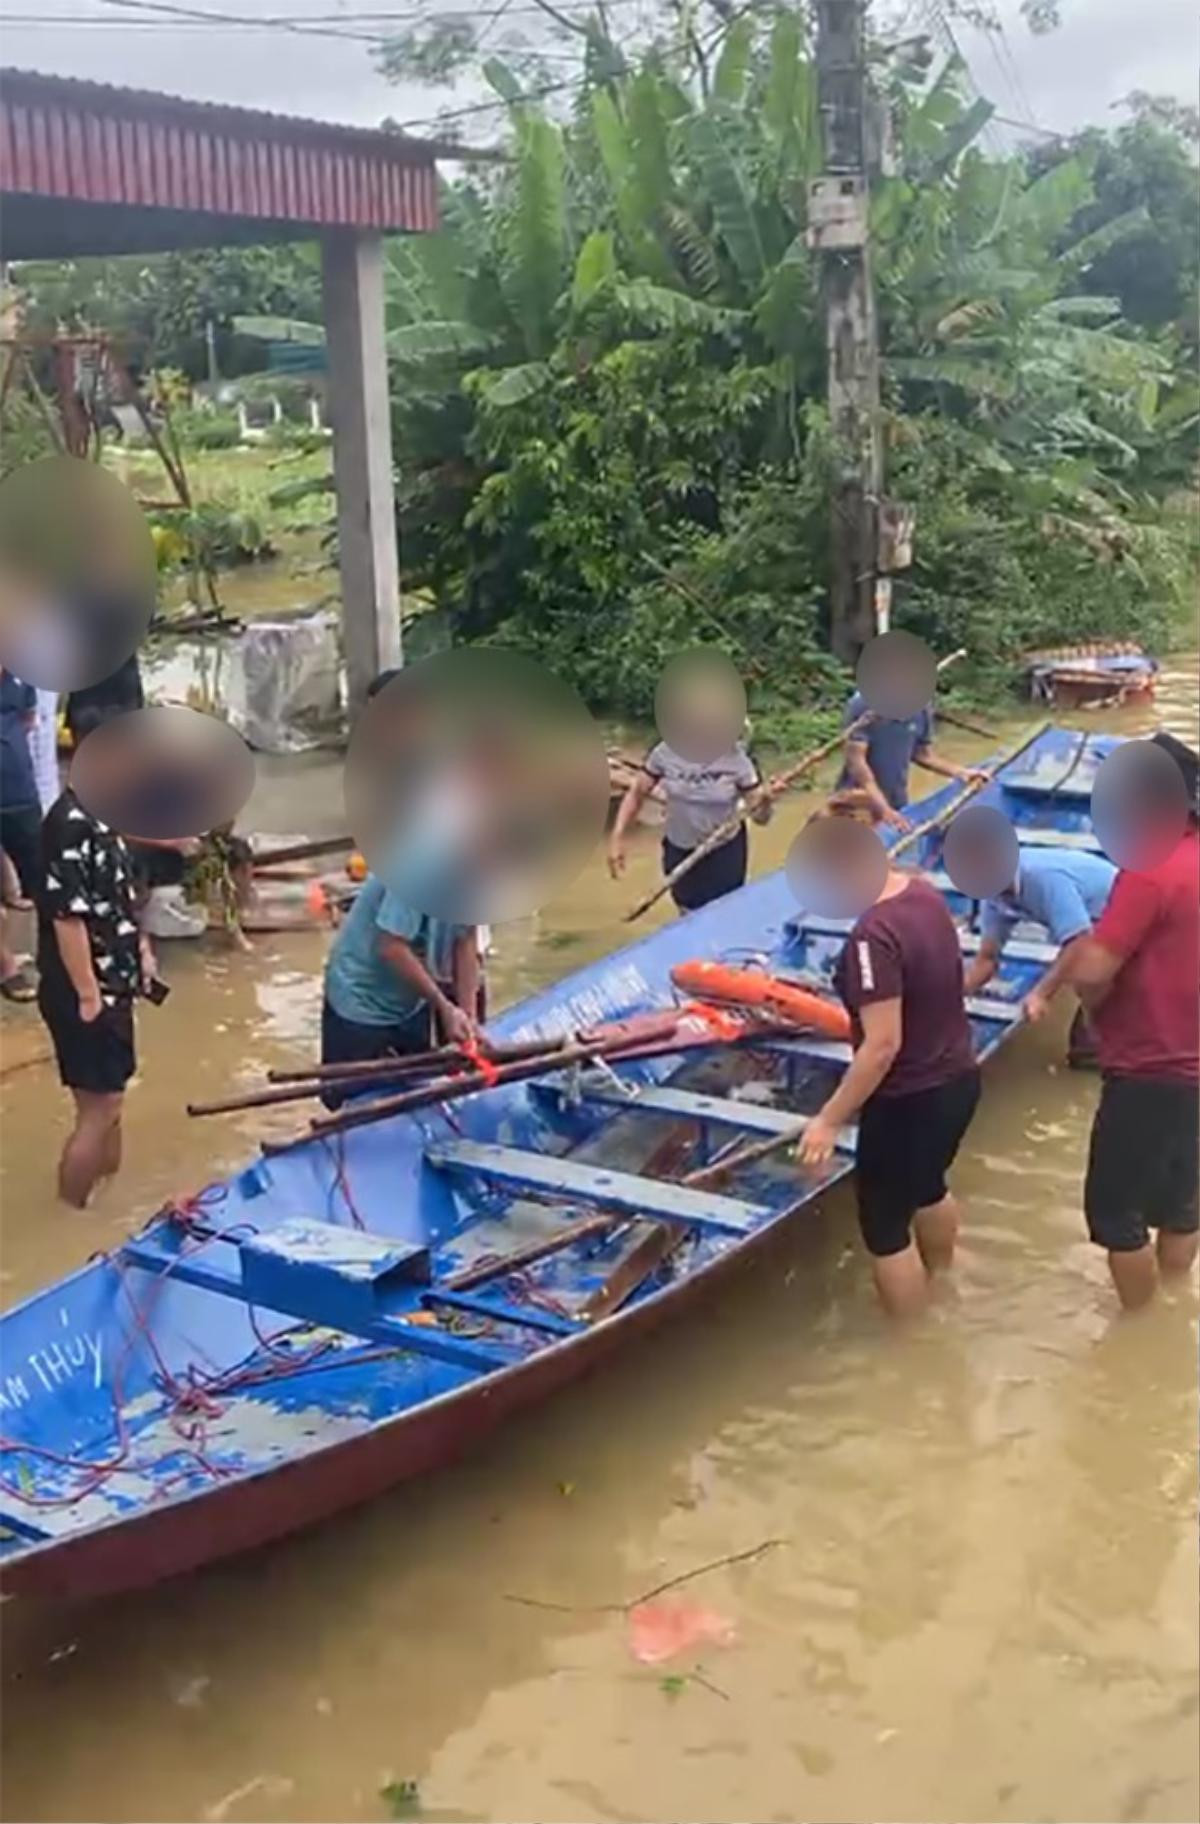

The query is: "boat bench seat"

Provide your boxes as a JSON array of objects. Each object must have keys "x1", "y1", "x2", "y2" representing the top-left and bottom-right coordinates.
[
  {"x1": 425, "y1": 1141, "x2": 770, "y2": 1236},
  {"x1": 121, "y1": 1221, "x2": 515, "y2": 1375},
  {"x1": 573, "y1": 1079, "x2": 858, "y2": 1155}
]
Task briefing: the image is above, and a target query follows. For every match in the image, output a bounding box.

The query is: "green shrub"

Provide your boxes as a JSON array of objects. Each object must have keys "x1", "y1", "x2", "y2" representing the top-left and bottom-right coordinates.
[{"x1": 171, "y1": 407, "x2": 241, "y2": 451}]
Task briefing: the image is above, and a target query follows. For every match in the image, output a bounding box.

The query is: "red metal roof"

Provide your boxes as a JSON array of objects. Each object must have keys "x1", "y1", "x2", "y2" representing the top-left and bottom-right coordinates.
[{"x1": 0, "y1": 68, "x2": 450, "y2": 238}]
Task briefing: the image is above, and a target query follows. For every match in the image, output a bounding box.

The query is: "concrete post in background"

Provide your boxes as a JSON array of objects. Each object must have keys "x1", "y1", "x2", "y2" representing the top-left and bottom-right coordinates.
[{"x1": 321, "y1": 229, "x2": 401, "y2": 709}]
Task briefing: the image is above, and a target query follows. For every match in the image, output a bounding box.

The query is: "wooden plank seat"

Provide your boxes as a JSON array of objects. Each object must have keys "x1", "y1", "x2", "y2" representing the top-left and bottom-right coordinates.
[
  {"x1": 425, "y1": 1141, "x2": 770, "y2": 1236},
  {"x1": 572, "y1": 1078, "x2": 858, "y2": 1154}
]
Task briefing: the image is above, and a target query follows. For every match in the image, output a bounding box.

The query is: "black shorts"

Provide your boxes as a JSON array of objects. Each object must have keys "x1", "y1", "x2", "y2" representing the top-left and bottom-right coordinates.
[
  {"x1": 37, "y1": 985, "x2": 136, "y2": 1095},
  {"x1": 319, "y1": 998, "x2": 432, "y2": 1108},
  {"x1": 0, "y1": 802, "x2": 42, "y2": 897},
  {"x1": 1084, "y1": 1074, "x2": 1199, "y2": 1252},
  {"x1": 855, "y1": 1068, "x2": 982, "y2": 1257},
  {"x1": 663, "y1": 825, "x2": 748, "y2": 913}
]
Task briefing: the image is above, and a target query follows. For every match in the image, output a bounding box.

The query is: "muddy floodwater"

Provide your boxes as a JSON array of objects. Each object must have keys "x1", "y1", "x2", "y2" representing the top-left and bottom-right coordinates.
[{"x1": 1, "y1": 671, "x2": 1197, "y2": 1824}]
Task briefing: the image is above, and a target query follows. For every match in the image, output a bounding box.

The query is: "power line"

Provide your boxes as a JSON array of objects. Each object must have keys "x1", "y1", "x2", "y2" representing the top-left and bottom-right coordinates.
[
  {"x1": 987, "y1": 19, "x2": 1041, "y2": 133},
  {"x1": 92, "y1": 0, "x2": 386, "y2": 40},
  {"x1": 84, "y1": 0, "x2": 646, "y2": 25},
  {"x1": 392, "y1": 4, "x2": 739, "y2": 129}
]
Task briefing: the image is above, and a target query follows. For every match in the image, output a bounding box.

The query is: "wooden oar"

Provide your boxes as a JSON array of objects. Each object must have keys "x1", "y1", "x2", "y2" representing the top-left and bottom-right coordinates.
[
  {"x1": 266, "y1": 1037, "x2": 557, "y2": 1088},
  {"x1": 442, "y1": 1214, "x2": 618, "y2": 1292},
  {"x1": 296, "y1": 1038, "x2": 613, "y2": 1143},
  {"x1": 262, "y1": 1012, "x2": 790, "y2": 1152},
  {"x1": 624, "y1": 648, "x2": 968, "y2": 923},
  {"x1": 887, "y1": 717, "x2": 1052, "y2": 865}
]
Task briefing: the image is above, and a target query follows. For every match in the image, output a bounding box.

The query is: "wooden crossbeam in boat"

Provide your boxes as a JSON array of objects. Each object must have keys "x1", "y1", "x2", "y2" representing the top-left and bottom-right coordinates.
[
  {"x1": 121, "y1": 1232, "x2": 515, "y2": 1375},
  {"x1": 574, "y1": 1079, "x2": 858, "y2": 1152},
  {"x1": 425, "y1": 1141, "x2": 768, "y2": 1236},
  {"x1": 422, "y1": 1288, "x2": 581, "y2": 1337}
]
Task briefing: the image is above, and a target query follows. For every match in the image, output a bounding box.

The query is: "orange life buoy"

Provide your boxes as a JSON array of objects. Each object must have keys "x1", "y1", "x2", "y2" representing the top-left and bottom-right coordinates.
[{"x1": 669, "y1": 960, "x2": 851, "y2": 1040}]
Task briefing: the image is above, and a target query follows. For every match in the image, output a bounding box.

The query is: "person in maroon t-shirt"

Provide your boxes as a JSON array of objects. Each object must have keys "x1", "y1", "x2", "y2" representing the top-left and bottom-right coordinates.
[
  {"x1": 798, "y1": 855, "x2": 981, "y2": 1317},
  {"x1": 1065, "y1": 731, "x2": 1199, "y2": 1310}
]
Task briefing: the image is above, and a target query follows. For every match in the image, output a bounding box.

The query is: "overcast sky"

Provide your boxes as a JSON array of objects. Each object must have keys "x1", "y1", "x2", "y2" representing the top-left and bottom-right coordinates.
[{"x1": 2, "y1": 1, "x2": 1197, "y2": 142}]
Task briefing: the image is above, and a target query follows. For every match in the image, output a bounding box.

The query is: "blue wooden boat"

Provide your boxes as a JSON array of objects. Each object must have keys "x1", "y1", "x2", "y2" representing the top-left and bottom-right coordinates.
[{"x1": 0, "y1": 726, "x2": 1115, "y2": 1599}]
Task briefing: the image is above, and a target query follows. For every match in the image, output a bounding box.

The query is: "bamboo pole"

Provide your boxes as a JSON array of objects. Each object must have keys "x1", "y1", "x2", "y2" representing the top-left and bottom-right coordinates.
[
  {"x1": 189, "y1": 1037, "x2": 572, "y2": 1117},
  {"x1": 623, "y1": 648, "x2": 968, "y2": 924},
  {"x1": 299, "y1": 1039, "x2": 613, "y2": 1142}
]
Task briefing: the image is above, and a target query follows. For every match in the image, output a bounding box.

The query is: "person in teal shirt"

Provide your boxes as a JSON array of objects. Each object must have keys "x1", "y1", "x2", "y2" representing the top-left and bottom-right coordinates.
[{"x1": 320, "y1": 875, "x2": 479, "y2": 1084}]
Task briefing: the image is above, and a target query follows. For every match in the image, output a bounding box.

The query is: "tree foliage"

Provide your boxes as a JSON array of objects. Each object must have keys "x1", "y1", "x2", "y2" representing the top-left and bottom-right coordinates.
[{"x1": 372, "y1": 11, "x2": 1195, "y2": 727}]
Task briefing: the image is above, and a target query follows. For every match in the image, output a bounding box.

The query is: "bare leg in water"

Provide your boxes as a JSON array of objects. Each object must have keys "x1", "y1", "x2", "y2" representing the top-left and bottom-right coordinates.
[
  {"x1": 1156, "y1": 1228, "x2": 1198, "y2": 1279},
  {"x1": 1107, "y1": 1244, "x2": 1158, "y2": 1311},
  {"x1": 58, "y1": 1090, "x2": 124, "y2": 1208},
  {"x1": 872, "y1": 1195, "x2": 963, "y2": 1317},
  {"x1": 914, "y1": 1193, "x2": 961, "y2": 1273},
  {"x1": 871, "y1": 1243, "x2": 931, "y2": 1319}
]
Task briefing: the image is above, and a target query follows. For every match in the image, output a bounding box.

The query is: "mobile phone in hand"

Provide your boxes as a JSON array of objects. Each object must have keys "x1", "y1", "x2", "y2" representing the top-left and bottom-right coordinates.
[{"x1": 144, "y1": 977, "x2": 171, "y2": 1006}]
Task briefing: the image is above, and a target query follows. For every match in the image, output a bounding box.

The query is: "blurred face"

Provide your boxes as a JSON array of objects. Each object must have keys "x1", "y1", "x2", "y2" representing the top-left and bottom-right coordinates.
[
  {"x1": 71, "y1": 706, "x2": 255, "y2": 842},
  {"x1": 0, "y1": 456, "x2": 154, "y2": 693},
  {"x1": 942, "y1": 805, "x2": 1019, "y2": 899},
  {"x1": 786, "y1": 814, "x2": 888, "y2": 918},
  {"x1": 345, "y1": 649, "x2": 609, "y2": 923},
  {"x1": 655, "y1": 649, "x2": 746, "y2": 764},
  {"x1": 856, "y1": 630, "x2": 936, "y2": 722},
  {"x1": 1092, "y1": 739, "x2": 1189, "y2": 871}
]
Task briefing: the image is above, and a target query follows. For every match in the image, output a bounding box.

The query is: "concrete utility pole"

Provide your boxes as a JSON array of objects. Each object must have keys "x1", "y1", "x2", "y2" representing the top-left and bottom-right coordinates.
[{"x1": 810, "y1": 0, "x2": 885, "y2": 663}]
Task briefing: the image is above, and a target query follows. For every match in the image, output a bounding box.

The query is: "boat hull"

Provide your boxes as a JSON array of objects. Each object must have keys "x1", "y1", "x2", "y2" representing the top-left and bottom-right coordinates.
[{"x1": 1, "y1": 1193, "x2": 803, "y2": 1600}]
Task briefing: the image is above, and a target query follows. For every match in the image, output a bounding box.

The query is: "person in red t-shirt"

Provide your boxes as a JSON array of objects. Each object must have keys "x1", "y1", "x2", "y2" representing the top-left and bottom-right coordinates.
[{"x1": 1065, "y1": 731, "x2": 1199, "y2": 1310}]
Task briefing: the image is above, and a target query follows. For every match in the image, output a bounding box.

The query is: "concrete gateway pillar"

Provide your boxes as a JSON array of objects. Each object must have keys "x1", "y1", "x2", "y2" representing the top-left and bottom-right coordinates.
[{"x1": 321, "y1": 229, "x2": 402, "y2": 708}]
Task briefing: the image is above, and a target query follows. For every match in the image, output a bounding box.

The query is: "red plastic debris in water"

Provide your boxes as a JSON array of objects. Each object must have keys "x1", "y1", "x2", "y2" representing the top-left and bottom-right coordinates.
[{"x1": 627, "y1": 1600, "x2": 736, "y2": 1665}]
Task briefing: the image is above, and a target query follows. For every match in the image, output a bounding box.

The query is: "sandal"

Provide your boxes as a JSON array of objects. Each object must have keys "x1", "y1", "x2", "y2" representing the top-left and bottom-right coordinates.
[{"x1": 0, "y1": 962, "x2": 37, "y2": 1003}]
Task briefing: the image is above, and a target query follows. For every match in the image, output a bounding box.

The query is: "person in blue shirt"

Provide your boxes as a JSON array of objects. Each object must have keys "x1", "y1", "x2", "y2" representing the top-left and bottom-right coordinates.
[
  {"x1": 320, "y1": 874, "x2": 479, "y2": 1091},
  {"x1": 1, "y1": 667, "x2": 42, "y2": 1000},
  {"x1": 835, "y1": 693, "x2": 986, "y2": 829},
  {"x1": 963, "y1": 846, "x2": 1117, "y2": 1061}
]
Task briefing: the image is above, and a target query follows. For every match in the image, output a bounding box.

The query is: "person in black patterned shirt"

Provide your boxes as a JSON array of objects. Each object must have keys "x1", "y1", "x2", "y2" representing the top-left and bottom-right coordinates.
[{"x1": 35, "y1": 783, "x2": 151, "y2": 1206}]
